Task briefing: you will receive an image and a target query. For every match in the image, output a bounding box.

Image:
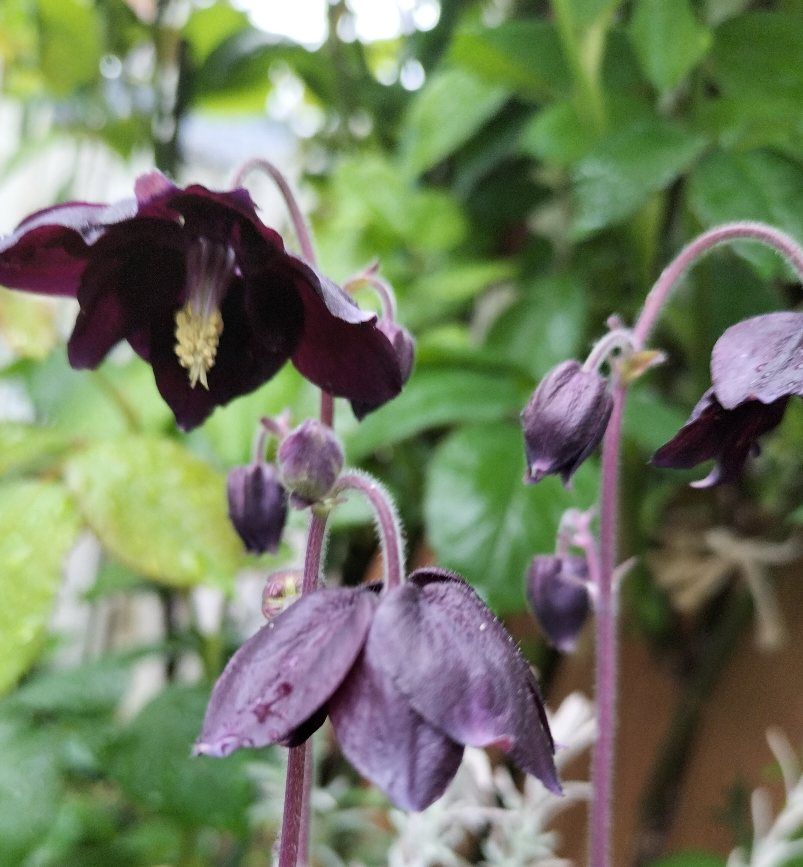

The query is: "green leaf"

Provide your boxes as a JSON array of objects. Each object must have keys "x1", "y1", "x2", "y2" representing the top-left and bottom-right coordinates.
[
  {"x1": 403, "y1": 259, "x2": 516, "y2": 328},
  {"x1": 0, "y1": 717, "x2": 62, "y2": 865},
  {"x1": 106, "y1": 685, "x2": 257, "y2": 832},
  {"x1": 687, "y1": 150, "x2": 803, "y2": 280},
  {"x1": 449, "y1": 21, "x2": 572, "y2": 100},
  {"x1": 622, "y1": 388, "x2": 688, "y2": 453},
  {"x1": 36, "y1": 0, "x2": 102, "y2": 95},
  {"x1": 571, "y1": 117, "x2": 705, "y2": 237},
  {"x1": 648, "y1": 854, "x2": 726, "y2": 867},
  {"x1": 425, "y1": 423, "x2": 598, "y2": 615},
  {"x1": 399, "y1": 67, "x2": 508, "y2": 175},
  {"x1": 485, "y1": 274, "x2": 588, "y2": 377},
  {"x1": 184, "y1": 1, "x2": 250, "y2": 66},
  {"x1": 712, "y1": 13, "x2": 803, "y2": 108},
  {"x1": 64, "y1": 436, "x2": 245, "y2": 590},
  {"x1": 0, "y1": 480, "x2": 81, "y2": 695},
  {"x1": 629, "y1": 0, "x2": 712, "y2": 92},
  {"x1": 0, "y1": 422, "x2": 71, "y2": 477},
  {"x1": 519, "y1": 102, "x2": 597, "y2": 168},
  {"x1": 4, "y1": 657, "x2": 129, "y2": 717},
  {"x1": 345, "y1": 367, "x2": 525, "y2": 461}
]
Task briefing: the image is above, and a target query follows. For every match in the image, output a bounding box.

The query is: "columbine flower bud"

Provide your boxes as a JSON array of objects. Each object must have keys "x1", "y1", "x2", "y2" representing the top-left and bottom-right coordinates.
[
  {"x1": 521, "y1": 360, "x2": 613, "y2": 485},
  {"x1": 526, "y1": 555, "x2": 591, "y2": 652},
  {"x1": 226, "y1": 463, "x2": 287, "y2": 554},
  {"x1": 277, "y1": 419, "x2": 344, "y2": 506},
  {"x1": 261, "y1": 569, "x2": 302, "y2": 619}
]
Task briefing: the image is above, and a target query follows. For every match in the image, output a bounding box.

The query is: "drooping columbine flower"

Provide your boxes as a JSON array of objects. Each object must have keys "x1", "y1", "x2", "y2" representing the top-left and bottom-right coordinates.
[
  {"x1": 226, "y1": 462, "x2": 287, "y2": 554},
  {"x1": 195, "y1": 568, "x2": 558, "y2": 811},
  {"x1": 653, "y1": 312, "x2": 802, "y2": 486},
  {"x1": 521, "y1": 360, "x2": 613, "y2": 485},
  {"x1": 0, "y1": 173, "x2": 404, "y2": 429},
  {"x1": 526, "y1": 555, "x2": 591, "y2": 652}
]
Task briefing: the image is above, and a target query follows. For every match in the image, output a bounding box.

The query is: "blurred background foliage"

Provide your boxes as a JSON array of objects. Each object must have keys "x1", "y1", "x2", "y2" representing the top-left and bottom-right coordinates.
[{"x1": 0, "y1": 0, "x2": 801, "y2": 864}]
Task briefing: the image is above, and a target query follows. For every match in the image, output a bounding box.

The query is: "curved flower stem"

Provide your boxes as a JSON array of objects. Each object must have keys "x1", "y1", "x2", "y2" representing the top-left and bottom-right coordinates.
[
  {"x1": 332, "y1": 471, "x2": 405, "y2": 588},
  {"x1": 231, "y1": 157, "x2": 318, "y2": 266},
  {"x1": 587, "y1": 221, "x2": 803, "y2": 866},
  {"x1": 278, "y1": 510, "x2": 328, "y2": 867},
  {"x1": 343, "y1": 268, "x2": 398, "y2": 319},
  {"x1": 633, "y1": 221, "x2": 803, "y2": 348},
  {"x1": 582, "y1": 328, "x2": 634, "y2": 374}
]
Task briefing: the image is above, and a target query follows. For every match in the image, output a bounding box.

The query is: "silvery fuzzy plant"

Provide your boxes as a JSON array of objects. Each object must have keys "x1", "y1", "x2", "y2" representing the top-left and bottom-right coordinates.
[
  {"x1": 520, "y1": 223, "x2": 803, "y2": 866},
  {"x1": 3, "y1": 150, "x2": 803, "y2": 867}
]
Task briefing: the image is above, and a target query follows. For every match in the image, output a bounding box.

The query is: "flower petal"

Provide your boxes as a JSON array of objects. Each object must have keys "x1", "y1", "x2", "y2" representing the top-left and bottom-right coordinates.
[
  {"x1": 289, "y1": 262, "x2": 404, "y2": 417},
  {"x1": 371, "y1": 568, "x2": 559, "y2": 793},
  {"x1": 652, "y1": 389, "x2": 789, "y2": 486},
  {"x1": 329, "y1": 647, "x2": 463, "y2": 811},
  {"x1": 196, "y1": 587, "x2": 377, "y2": 756},
  {"x1": 711, "y1": 312, "x2": 803, "y2": 409},
  {"x1": 0, "y1": 201, "x2": 128, "y2": 295}
]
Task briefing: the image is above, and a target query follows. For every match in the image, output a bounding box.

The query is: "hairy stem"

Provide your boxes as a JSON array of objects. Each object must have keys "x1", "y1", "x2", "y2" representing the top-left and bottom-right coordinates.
[
  {"x1": 231, "y1": 158, "x2": 318, "y2": 266},
  {"x1": 277, "y1": 511, "x2": 328, "y2": 867},
  {"x1": 633, "y1": 221, "x2": 803, "y2": 348},
  {"x1": 333, "y1": 471, "x2": 405, "y2": 588}
]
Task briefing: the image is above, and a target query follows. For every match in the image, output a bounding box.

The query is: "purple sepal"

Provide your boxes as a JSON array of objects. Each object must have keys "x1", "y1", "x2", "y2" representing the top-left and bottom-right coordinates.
[
  {"x1": 652, "y1": 389, "x2": 788, "y2": 487},
  {"x1": 371, "y1": 568, "x2": 560, "y2": 794},
  {"x1": 329, "y1": 647, "x2": 464, "y2": 811},
  {"x1": 226, "y1": 463, "x2": 288, "y2": 554},
  {"x1": 521, "y1": 360, "x2": 613, "y2": 486},
  {"x1": 195, "y1": 587, "x2": 377, "y2": 755},
  {"x1": 711, "y1": 312, "x2": 803, "y2": 409},
  {"x1": 526, "y1": 555, "x2": 590, "y2": 652}
]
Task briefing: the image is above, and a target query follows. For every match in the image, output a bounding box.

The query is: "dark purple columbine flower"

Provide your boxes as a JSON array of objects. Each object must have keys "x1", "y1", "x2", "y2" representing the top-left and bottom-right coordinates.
[
  {"x1": 521, "y1": 360, "x2": 613, "y2": 485},
  {"x1": 195, "y1": 568, "x2": 559, "y2": 811},
  {"x1": 226, "y1": 462, "x2": 287, "y2": 554},
  {"x1": 653, "y1": 312, "x2": 802, "y2": 486},
  {"x1": 526, "y1": 555, "x2": 591, "y2": 652},
  {"x1": 277, "y1": 418, "x2": 344, "y2": 506},
  {"x1": 0, "y1": 173, "x2": 404, "y2": 430}
]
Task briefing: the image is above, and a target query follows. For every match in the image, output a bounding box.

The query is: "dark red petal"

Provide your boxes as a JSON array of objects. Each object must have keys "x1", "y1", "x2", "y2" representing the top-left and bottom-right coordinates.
[
  {"x1": 0, "y1": 201, "x2": 126, "y2": 295},
  {"x1": 371, "y1": 568, "x2": 560, "y2": 793},
  {"x1": 329, "y1": 648, "x2": 463, "y2": 811},
  {"x1": 711, "y1": 312, "x2": 803, "y2": 409},
  {"x1": 195, "y1": 587, "x2": 376, "y2": 756},
  {"x1": 652, "y1": 390, "x2": 789, "y2": 486},
  {"x1": 290, "y1": 263, "x2": 403, "y2": 415}
]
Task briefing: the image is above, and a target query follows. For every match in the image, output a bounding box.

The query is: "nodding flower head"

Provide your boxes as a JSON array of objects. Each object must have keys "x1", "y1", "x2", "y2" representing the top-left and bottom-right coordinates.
[
  {"x1": 653, "y1": 312, "x2": 802, "y2": 487},
  {"x1": 0, "y1": 172, "x2": 407, "y2": 430},
  {"x1": 226, "y1": 462, "x2": 287, "y2": 555},
  {"x1": 526, "y1": 555, "x2": 591, "y2": 652},
  {"x1": 521, "y1": 360, "x2": 613, "y2": 486},
  {"x1": 195, "y1": 568, "x2": 559, "y2": 811}
]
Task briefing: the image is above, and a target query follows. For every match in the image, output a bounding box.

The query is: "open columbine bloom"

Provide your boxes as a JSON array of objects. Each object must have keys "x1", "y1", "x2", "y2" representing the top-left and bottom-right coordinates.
[
  {"x1": 195, "y1": 568, "x2": 559, "y2": 811},
  {"x1": 0, "y1": 173, "x2": 404, "y2": 429},
  {"x1": 653, "y1": 312, "x2": 802, "y2": 486}
]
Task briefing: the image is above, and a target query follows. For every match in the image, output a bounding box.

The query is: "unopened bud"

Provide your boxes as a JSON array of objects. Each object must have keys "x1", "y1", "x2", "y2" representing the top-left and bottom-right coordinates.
[
  {"x1": 261, "y1": 569, "x2": 302, "y2": 619},
  {"x1": 277, "y1": 419, "x2": 344, "y2": 506},
  {"x1": 526, "y1": 555, "x2": 590, "y2": 652},
  {"x1": 521, "y1": 360, "x2": 613, "y2": 486},
  {"x1": 226, "y1": 463, "x2": 287, "y2": 554}
]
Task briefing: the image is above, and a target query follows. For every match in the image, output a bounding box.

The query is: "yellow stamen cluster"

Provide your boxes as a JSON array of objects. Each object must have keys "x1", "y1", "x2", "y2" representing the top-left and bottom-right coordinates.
[{"x1": 174, "y1": 304, "x2": 224, "y2": 389}]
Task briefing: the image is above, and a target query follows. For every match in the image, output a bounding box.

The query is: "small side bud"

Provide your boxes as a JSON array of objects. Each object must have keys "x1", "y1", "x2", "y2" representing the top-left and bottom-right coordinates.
[
  {"x1": 521, "y1": 360, "x2": 613, "y2": 485},
  {"x1": 261, "y1": 569, "x2": 302, "y2": 619},
  {"x1": 277, "y1": 419, "x2": 344, "y2": 506},
  {"x1": 227, "y1": 463, "x2": 287, "y2": 554},
  {"x1": 526, "y1": 555, "x2": 591, "y2": 652}
]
